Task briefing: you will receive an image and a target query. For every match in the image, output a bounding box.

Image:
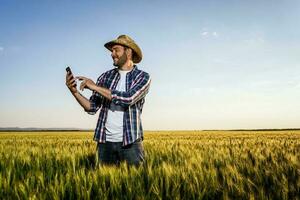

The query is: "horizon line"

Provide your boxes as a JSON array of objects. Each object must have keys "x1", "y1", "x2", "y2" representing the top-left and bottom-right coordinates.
[{"x1": 1, "y1": 127, "x2": 300, "y2": 132}]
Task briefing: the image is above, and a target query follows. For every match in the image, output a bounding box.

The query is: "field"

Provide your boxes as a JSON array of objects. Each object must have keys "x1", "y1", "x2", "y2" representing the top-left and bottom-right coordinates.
[{"x1": 0, "y1": 130, "x2": 299, "y2": 200}]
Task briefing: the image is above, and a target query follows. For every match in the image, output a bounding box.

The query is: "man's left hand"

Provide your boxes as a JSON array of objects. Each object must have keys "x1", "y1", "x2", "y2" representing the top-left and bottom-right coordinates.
[{"x1": 76, "y1": 76, "x2": 97, "y2": 91}]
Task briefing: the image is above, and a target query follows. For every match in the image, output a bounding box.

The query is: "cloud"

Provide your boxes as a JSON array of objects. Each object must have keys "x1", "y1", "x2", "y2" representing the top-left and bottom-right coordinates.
[
  {"x1": 201, "y1": 31, "x2": 219, "y2": 38},
  {"x1": 0, "y1": 46, "x2": 4, "y2": 51},
  {"x1": 201, "y1": 31, "x2": 208, "y2": 36}
]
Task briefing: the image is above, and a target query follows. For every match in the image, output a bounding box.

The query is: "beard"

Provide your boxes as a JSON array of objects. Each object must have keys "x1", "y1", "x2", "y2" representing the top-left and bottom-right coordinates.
[{"x1": 113, "y1": 52, "x2": 127, "y2": 67}]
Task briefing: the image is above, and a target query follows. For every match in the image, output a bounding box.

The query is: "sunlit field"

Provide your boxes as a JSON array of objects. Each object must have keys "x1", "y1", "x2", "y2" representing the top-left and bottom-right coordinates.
[{"x1": 0, "y1": 130, "x2": 299, "y2": 200}]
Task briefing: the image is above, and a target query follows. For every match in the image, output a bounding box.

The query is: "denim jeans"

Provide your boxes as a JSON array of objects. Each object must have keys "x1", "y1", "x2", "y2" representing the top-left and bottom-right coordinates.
[{"x1": 97, "y1": 138, "x2": 145, "y2": 166}]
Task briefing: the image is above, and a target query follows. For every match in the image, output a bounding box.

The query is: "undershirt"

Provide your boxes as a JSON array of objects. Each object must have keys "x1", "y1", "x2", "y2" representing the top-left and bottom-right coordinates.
[{"x1": 105, "y1": 69, "x2": 130, "y2": 142}]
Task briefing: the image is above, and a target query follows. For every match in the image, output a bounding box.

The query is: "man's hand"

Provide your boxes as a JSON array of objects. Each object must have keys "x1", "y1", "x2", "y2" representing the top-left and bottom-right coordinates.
[
  {"x1": 77, "y1": 76, "x2": 112, "y2": 100},
  {"x1": 66, "y1": 72, "x2": 78, "y2": 94},
  {"x1": 76, "y1": 76, "x2": 97, "y2": 91}
]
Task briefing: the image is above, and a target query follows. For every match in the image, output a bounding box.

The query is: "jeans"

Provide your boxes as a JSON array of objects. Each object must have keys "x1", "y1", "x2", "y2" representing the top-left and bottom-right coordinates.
[{"x1": 97, "y1": 138, "x2": 145, "y2": 167}]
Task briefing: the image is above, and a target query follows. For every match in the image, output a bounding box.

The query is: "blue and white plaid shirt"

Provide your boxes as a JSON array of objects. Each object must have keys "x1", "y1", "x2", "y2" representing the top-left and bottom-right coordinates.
[{"x1": 86, "y1": 65, "x2": 151, "y2": 146}]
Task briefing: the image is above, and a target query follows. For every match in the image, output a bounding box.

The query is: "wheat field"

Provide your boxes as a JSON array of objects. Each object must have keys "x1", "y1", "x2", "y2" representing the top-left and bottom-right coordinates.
[{"x1": 0, "y1": 130, "x2": 299, "y2": 200}]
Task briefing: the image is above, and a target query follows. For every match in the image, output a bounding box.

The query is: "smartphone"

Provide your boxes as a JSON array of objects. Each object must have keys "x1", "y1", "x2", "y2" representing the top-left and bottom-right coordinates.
[
  {"x1": 66, "y1": 66, "x2": 72, "y2": 74},
  {"x1": 66, "y1": 66, "x2": 77, "y2": 87}
]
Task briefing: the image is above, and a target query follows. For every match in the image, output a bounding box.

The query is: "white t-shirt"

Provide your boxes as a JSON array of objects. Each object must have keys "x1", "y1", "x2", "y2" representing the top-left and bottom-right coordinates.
[{"x1": 105, "y1": 69, "x2": 130, "y2": 142}]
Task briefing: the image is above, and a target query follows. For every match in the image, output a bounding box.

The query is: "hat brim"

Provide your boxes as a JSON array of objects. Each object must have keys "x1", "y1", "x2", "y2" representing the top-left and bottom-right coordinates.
[{"x1": 104, "y1": 40, "x2": 142, "y2": 63}]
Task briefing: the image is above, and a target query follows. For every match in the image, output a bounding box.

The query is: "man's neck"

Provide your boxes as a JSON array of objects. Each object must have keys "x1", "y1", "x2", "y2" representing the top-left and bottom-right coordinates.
[{"x1": 118, "y1": 60, "x2": 134, "y2": 71}]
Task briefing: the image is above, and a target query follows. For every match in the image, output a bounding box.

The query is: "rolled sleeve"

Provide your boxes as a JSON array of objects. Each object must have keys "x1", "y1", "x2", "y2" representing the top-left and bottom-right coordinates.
[
  {"x1": 86, "y1": 99, "x2": 96, "y2": 115},
  {"x1": 111, "y1": 72, "x2": 151, "y2": 107},
  {"x1": 84, "y1": 73, "x2": 106, "y2": 115},
  {"x1": 85, "y1": 93, "x2": 103, "y2": 115}
]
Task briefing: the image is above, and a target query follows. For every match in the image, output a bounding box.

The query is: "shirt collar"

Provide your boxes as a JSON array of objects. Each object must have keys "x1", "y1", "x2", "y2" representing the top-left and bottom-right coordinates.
[{"x1": 114, "y1": 64, "x2": 138, "y2": 74}]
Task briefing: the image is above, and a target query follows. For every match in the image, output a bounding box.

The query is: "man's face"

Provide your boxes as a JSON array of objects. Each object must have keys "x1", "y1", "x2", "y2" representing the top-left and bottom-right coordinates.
[{"x1": 111, "y1": 45, "x2": 128, "y2": 67}]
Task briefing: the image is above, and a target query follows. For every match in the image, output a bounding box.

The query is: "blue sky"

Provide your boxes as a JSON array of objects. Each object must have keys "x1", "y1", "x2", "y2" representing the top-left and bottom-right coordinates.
[{"x1": 0, "y1": 0, "x2": 300, "y2": 130}]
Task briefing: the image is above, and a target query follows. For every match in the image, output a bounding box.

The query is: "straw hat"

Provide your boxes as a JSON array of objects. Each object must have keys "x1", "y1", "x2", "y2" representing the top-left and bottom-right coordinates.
[{"x1": 104, "y1": 35, "x2": 142, "y2": 63}]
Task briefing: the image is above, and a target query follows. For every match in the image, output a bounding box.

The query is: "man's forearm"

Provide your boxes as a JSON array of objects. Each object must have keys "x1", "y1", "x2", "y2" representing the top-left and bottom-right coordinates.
[
  {"x1": 72, "y1": 92, "x2": 91, "y2": 111},
  {"x1": 92, "y1": 86, "x2": 112, "y2": 101}
]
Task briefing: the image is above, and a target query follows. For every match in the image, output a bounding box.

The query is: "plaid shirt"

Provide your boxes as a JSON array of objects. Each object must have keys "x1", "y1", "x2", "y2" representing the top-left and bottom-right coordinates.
[{"x1": 86, "y1": 65, "x2": 151, "y2": 146}]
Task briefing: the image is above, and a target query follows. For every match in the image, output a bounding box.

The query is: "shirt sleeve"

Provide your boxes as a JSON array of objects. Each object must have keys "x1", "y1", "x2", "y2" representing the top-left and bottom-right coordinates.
[
  {"x1": 85, "y1": 92, "x2": 103, "y2": 115},
  {"x1": 85, "y1": 73, "x2": 106, "y2": 115},
  {"x1": 111, "y1": 72, "x2": 151, "y2": 108}
]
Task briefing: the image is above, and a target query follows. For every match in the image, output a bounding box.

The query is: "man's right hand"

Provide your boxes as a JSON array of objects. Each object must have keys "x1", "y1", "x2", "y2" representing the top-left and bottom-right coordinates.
[{"x1": 66, "y1": 72, "x2": 78, "y2": 94}]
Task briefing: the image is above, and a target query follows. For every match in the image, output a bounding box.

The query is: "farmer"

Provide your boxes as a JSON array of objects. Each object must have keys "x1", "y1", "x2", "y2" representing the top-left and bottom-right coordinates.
[{"x1": 65, "y1": 35, "x2": 151, "y2": 166}]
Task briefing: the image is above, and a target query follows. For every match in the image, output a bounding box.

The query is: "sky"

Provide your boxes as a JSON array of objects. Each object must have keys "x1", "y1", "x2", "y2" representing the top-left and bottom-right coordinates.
[{"x1": 0, "y1": 0, "x2": 300, "y2": 130}]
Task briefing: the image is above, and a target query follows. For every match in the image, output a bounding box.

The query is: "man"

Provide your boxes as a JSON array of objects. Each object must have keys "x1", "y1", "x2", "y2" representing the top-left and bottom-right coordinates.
[{"x1": 65, "y1": 35, "x2": 151, "y2": 166}]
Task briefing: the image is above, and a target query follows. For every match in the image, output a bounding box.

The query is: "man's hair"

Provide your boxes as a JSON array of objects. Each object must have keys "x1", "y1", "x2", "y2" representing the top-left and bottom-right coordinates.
[{"x1": 123, "y1": 46, "x2": 133, "y2": 60}]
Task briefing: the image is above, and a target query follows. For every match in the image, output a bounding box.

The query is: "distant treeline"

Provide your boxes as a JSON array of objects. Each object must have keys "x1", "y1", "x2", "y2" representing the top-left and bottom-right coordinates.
[
  {"x1": 1, "y1": 128, "x2": 300, "y2": 132},
  {"x1": 0, "y1": 128, "x2": 93, "y2": 132},
  {"x1": 203, "y1": 128, "x2": 300, "y2": 131}
]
